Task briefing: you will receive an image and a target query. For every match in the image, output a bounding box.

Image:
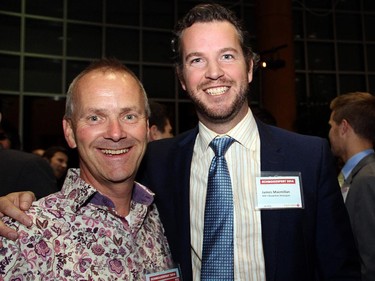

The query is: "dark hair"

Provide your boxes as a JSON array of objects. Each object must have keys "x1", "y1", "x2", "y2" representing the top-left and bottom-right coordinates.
[
  {"x1": 43, "y1": 146, "x2": 69, "y2": 161},
  {"x1": 171, "y1": 3, "x2": 258, "y2": 73},
  {"x1": 330, "y1": 92, "x2": 375, "y2": 142},
  {"x1": 149, "y1": 101, "x2": 170, "y2": 133},
  {"x1": 65, "y1": 58, "x2": 150, "y2": 119}
]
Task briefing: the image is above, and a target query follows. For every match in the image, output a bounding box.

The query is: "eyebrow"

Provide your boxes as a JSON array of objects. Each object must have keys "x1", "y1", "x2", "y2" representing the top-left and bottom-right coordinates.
[{"x1": 185, "y1": 47, "x2": 240, "y2": 62}]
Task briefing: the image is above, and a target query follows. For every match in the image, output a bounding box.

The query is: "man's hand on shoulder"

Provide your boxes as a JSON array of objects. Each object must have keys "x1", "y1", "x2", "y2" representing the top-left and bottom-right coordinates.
[{"x1": 0, "y1": 191, "x2": 36, "y2": 246}]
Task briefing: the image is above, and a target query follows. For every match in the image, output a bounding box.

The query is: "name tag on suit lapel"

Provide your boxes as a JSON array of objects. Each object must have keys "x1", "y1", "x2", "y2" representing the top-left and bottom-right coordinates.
[{"x1": 255, "y1": 171, "x2": 304, "y2": 209}]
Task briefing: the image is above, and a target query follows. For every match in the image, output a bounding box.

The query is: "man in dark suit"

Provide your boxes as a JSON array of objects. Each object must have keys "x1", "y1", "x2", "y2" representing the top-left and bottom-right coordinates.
[
  {"x1": 329, "y1": 92, "x2": 375, "y2": 281},
  {"x1": 0, "y1": 3, "x2": 361, "y2": 280},
  {"x1": 0, "y1": 111, "x2": 58, "y2": 199},
  {"x1": 138, "y1": 3, "x2": 360, "y2": 280}
]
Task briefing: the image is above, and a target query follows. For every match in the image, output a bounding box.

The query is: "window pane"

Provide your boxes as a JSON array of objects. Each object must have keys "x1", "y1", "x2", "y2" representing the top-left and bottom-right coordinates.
[
  {"x1": 0, "y1": 0, "x2": 21, "y2": 12},
  {"x1": 308, "y1": 43, "x2": 335, "y2": 70},
  {"x1": 67, "y1": 23, "x2": 102, "y2": 58},
  {"x1": 0, "y1": 55, "x2": 19, "y2": 91},
  {"x1": 336, "y1": 13, "x2": 362, "y2": 40},
  {"x1": 23, "y1": 96, "x2": 66, "y2": 152},
  {"x1": 364, "y1": 15, "x2": 375, "y2": 41},
  {"x1": 309, "y1": 74, "x2": 336, "y2": 102},
  {"x1": 67, "y1": 0, "x2": 102, "y2": 22},
  {"x1": 296, "y1": 103, "x2": 331, "y2": 138},
  {"x1": 243, "y1": 5, "x2": 257, "y2": 38},
  {"x1": 142, "y1": 66, "x2": 175, "y2": 99},
  {"x1": 336, "y1": 1, "x2": 360, "y2": 10},
  {"x1": 143, "y1": 0, "x2": 174, "y2": 28},
  {"x1": 369, "y1": 75, "x2": 375, "y2": 93},
  {"x1": 293, "y1": 11, "x2": 304, "y2": 39},
  {"x1": 367, "y1": 44, "x2": 375, "y2": 71},
  {"x1": 0, "y1": 94, "x2": 19, "y2": 134},
  {"x1": 294, "y1": 42, "x2": 305, "y2": 69},
  {"x1": 338, "y1": 43, "x2": 364, "y2": 71},
  {"x1": 106, "y1": 27, "x2": 139, "y2": 61},
  {"x1": 295, "y1": 73, "x2": 306, "y2": 103},
  {"x1": 25, "y1": 19, "x2": 63, "y2": 55},
  {"x1": 107, "y1": 0, "x2": 139, "y2": 25},
  {"x1": 0, "y1": 15, "x2": 20, "y2": 51},
  {"x1": 339, "y1": 75, "x2": 366, "y2": 93},
  {"x1": 66, "y1": 60, "x2": 90, "y2": 89},
  {"x1": 24, "y1": 57, "x2": 62, "y2": 93},
  {"x1": 306, "y1": 13, "x2": 333, "y2": 39},
  {"x1": 26, "y1": 0, "x2": 63, "y2": 17},
  {"x1": 304, "y1": 0, "x2": 331, "y2": 9},
  {"x1": 363, "y1": 0, "x2": 375, "y2": 10},
  {"x1": 143, "y1": 30, "x2": 173, "y2": 63}
]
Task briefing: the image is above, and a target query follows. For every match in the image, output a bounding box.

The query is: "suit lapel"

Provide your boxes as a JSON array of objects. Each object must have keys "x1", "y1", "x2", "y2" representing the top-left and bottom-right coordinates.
[
  {"x1": 257, "y1": 121, "x2": 285, "y2": 281},
  {"x1": 346, "y1": 153, "x2": 375, "y2": 184},
  {"x1": 170, "y1": 128, "x2": 198, "y2": 279}
]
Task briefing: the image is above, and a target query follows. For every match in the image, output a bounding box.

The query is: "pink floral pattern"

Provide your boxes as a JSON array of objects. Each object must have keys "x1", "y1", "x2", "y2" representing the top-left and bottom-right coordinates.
[{"x1": 0, "y1": 169, "x2": 173, "y2": 280}]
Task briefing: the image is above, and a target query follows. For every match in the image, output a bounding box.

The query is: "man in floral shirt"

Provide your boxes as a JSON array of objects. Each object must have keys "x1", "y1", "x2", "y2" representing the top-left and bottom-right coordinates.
[{"x1": 0, "y1": 58, "x2": 174, "y2": 280}]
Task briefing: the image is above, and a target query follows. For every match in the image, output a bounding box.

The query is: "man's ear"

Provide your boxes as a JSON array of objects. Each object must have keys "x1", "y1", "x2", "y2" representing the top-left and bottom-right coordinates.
[
  {"x1": 340, "y1": 119, "x2": 351, "y2": 135},
  {"x1": 149, "y1": 125, "x2": 160, "y2": 141},
  {"x1": 63, "y1": 118, "x2": 77, "y2": 149},
  {"x1": 247, "y1": 59, "x2": 254, "y2": 83},
  {"x1": 176, "y1": 68, "x2": 186, "y2": 91}
]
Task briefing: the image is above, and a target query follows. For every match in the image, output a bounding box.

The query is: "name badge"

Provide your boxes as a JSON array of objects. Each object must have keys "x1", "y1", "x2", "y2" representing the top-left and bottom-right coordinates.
[
  {"x1": 256, "y1": 172, "x2": 304, "y2": 209},
  {"x1": 146, "y1": 267, "x2": 181, "y2": 281}
]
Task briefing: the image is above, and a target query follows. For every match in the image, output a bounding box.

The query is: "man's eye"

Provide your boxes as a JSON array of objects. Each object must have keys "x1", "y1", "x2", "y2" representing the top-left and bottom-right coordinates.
[
  {"x1": 89, "y1": 115, "x2": 99, "y2": 121},
  {"x1": 124, "y1": 114, "x2": 138, "y2": 123},
  {"x1": 188, "y1": 58, "x2": 206, "y2": 68},
  {"x1": 222, "y1": 54, "x2": 234, "y2": 60},
  {"x1": 191, "y1": 58, "x2": 202, "y2": 64}
]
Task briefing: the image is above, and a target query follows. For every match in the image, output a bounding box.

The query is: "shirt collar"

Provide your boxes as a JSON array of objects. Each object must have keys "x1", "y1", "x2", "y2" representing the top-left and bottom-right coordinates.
[
  {"x1": 197, "y1": 107, "x2": 257, "y2": 152},
  {"x1": 61, "y1": 168, "x2": 155, "y2": 212},
  {"x1": 341, "y1": 149, "x2": 375, "y2": 179}
]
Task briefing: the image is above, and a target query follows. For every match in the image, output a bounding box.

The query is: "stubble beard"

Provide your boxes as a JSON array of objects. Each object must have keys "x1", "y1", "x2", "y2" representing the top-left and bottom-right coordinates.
[{"x1": 189, "y1": 82, "x2": 249, "y2": 124}]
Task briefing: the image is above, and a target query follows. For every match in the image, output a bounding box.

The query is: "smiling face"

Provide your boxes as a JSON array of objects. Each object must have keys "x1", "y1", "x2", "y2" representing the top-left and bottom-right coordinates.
[
  {"x1": 50, "y1": 151, "x2": 68, "y2": 179},
  {"x1": 179, "y1": 21, "x2": 253, "y2": 131},
  {"x1": 63, "y1": 69, "x2": 148, "y2": 191}
]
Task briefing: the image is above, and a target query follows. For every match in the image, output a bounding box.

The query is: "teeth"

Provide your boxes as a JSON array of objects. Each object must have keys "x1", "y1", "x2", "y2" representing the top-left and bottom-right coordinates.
[
  {"x1": 206, "y1": 86, "x2": 228, "y2": 96},
  {"x1": 101, "y1": 149, "x2": 129, "y2": 155}
]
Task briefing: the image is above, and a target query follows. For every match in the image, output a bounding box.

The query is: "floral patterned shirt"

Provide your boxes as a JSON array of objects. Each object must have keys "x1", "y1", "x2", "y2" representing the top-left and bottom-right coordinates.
[{"x1": 0, "y1": 168, "x2": 173, "y2": 281}]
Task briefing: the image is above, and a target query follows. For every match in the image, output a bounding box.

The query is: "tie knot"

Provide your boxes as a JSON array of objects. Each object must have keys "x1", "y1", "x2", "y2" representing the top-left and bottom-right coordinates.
[{"x1": 210, "y1": 137, "x2": 235, "y2": 157}]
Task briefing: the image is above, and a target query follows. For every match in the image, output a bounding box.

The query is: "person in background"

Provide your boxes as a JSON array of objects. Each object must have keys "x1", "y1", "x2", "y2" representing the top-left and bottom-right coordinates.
[
  {"x1": 328, "y1": 91, "x2": 375, "y2": 281},
  {"x1": 0, "y1": 4, "x2": 361, "y2": 281},
  {"x1": 43, "y1": 146, "x2": 69, "y2": 188},
  {"x1": 0, "y1": 58, "x2": 173, "y2": 280},
  {"x1": 32, "y1": 148, "x2": 45, "y2": 156},
  {"x1": 0, "y1": 125, "x2": 21, "y2": 150},
  {"x1": 0, "y1": 127, "x2": 11, "y2": 149},
  {"x1": 148, "y1": 101, "x2": 174, "y2": 141},
  {"x1": 0, "y1": 111, "x2": 58, "y2": 199}
]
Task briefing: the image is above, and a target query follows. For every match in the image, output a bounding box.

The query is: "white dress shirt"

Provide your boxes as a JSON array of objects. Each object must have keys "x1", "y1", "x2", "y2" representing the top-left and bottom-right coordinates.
[{"x1": 190, "y1": 108, "x2": 266, "y2": 280}]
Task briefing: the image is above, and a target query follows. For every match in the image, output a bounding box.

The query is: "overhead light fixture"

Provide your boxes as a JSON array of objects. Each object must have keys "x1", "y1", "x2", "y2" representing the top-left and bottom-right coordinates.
[
  {"x1": 259, "y1": 44, "x2": 287, "y2": 70},
  {"x1": 260, "y1": 58, "x2": 286, "y2": 70}
]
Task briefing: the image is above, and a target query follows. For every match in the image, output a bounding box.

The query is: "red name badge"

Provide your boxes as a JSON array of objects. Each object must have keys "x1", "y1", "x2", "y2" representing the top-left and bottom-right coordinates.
[{"x1": 146, "y1": 268, "x2": 181, "y2": 281}]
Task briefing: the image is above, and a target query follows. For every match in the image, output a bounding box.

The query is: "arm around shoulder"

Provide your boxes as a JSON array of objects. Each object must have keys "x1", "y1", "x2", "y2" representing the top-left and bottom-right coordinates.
[{"x1": 0, "y1": 191, "x2": 36, "y2": 243}]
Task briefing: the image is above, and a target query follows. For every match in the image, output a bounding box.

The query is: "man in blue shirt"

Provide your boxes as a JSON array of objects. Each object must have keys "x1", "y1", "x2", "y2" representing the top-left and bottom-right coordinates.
[{"x1": 328, "y1": 91, "x2": 375, "y2": 281}]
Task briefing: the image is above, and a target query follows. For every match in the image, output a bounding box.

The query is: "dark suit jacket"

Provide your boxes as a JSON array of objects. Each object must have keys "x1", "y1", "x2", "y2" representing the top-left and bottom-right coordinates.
[
  {"x1": 137, "y1": 121, "x2": 361, "y2": 281},
  {"x1": 0, "y1": 149, "x2": 58, "y2": 199},
  {"x1": 345, "y1": 153, "x2": 375, "y2": 281}
]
